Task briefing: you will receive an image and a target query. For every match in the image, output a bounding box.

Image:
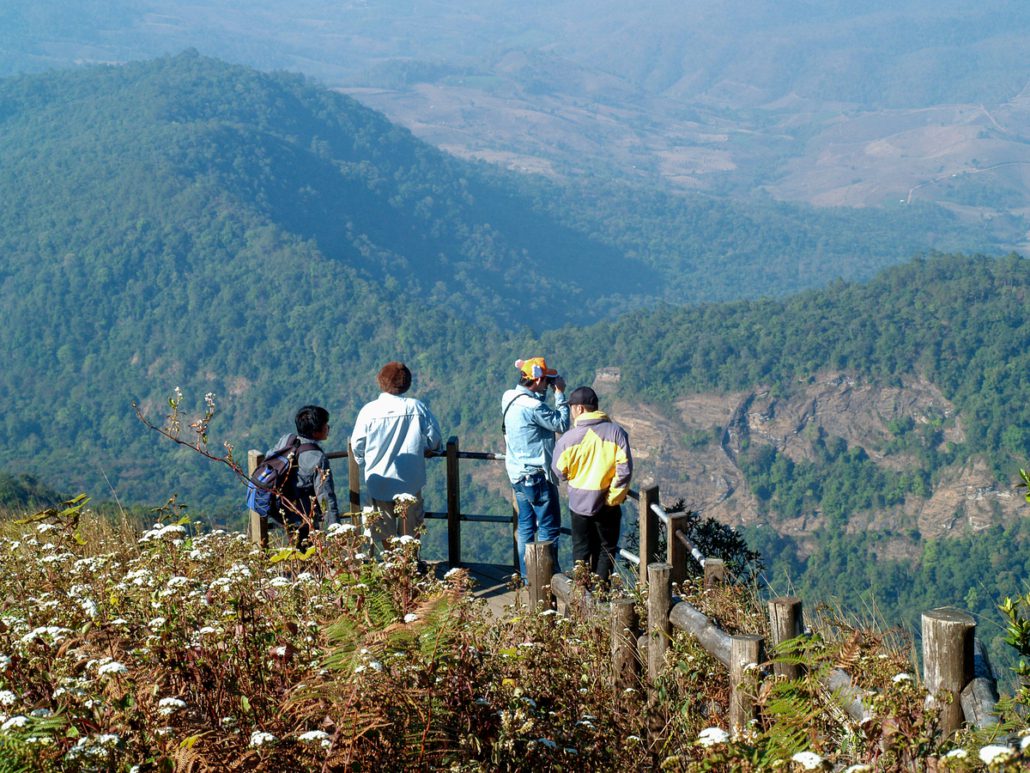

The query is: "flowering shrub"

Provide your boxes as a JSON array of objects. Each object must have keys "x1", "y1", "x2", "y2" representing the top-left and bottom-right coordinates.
[{"x1": 0, "y1": 501, "x2": 1028, "y2": 770}]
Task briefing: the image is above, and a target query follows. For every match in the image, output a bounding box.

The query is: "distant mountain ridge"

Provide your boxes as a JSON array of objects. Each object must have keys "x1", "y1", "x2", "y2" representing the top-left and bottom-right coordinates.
[
  {"x1": 0, "y1": 53, "x2": 1018, "y2": 505},
  {"x1": 0, "y1": 51, "x2": 1027, "y2": 677}
]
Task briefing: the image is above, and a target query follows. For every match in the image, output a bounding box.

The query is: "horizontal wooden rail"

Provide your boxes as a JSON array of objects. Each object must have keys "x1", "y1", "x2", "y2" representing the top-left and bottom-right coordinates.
[
  {"x1": 296, "y1": 437, "x2": 1000, "y2": 737},
  {"x1": 325, "y1": 449, "x2": 505, "y2": 461},
  {"x1": 424, "y1": 511, "x2": 511, "y2": 525},
  {"x1": 619, "y1": 548, "x2": 640, "y2": 565}
]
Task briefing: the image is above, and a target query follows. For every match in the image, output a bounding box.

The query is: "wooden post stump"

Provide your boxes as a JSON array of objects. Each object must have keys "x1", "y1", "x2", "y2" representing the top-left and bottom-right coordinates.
[
  {"x1": 768, "y1": 597, "x2": 804, "y2": 679},
  {"x1": 525, "y1": 541, "x2": 556, "y2": 610},
  {"x1": 638, "y1": 486, "x2": 660, "y2": 586},
  {"x1": 922, "y1": 607, "x2": 975, "y2": 735},
  {"x1": 704, "y1": 558, "x2": 727, "y2": 588},
  {"x1": 729, "y1": 634, "x2": 765, "y2": 736},
  {"x1": 446, "y1": 437, "x2": 461, "y2": 566},
  {"x1": 647, "y1": 562, "x2": 672, "y2": 683},
  {"x1": 510, "y1": 494, "x2": 520, "y2": 572},
  {"x1": 347, "y1": 440, "x2": 361, "y2": 511},
  {"x1": 611, "y1": 598, "x2": 639, "y2": 693},
  {"x1": 247, "y1": 450, "x2": 267, "y2": 547},
  {"x1": 666, "y1": 511, "x2": 691, "y2": 585}
]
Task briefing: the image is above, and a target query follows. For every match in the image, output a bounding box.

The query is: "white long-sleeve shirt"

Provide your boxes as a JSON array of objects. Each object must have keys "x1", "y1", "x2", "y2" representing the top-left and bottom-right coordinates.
[{"x1": 350, "y1": 393, "x2": 443, "y2": 501}]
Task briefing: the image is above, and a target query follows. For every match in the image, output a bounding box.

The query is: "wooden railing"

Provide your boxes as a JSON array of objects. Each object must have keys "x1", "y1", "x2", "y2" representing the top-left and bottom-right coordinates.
[
  {"x1": 523, "y1": 484, "x2": 1001, "y2": 738},
  {"x1": 248, "y1": 435, "x2": 517, "y2": 566},
  {"x1": 248, "y1": 437, "x2": 1001, "y2": 736}
]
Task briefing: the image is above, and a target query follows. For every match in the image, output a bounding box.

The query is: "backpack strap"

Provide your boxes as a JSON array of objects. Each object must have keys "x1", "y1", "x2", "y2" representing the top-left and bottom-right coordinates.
[{"x1": 501, "y1": 394, "x2": 535, "y2": 436}]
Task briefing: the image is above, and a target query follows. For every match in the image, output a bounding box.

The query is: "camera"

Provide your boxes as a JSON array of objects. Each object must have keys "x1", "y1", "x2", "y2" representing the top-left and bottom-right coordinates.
[{"x1": 547, "y1": 374, "x2": 561, "y2": 385}]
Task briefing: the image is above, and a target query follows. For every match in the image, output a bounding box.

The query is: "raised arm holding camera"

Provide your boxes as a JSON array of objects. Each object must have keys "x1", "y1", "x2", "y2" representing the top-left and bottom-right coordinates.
[{"x1": 501, "y1": 357, "x2": 570, "y2": 578}]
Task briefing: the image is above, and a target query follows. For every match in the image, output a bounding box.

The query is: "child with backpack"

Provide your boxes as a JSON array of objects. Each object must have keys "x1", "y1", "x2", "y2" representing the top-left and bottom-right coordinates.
[{"x1": 247, "y1": 405, "x2": 339, "y2": 547}]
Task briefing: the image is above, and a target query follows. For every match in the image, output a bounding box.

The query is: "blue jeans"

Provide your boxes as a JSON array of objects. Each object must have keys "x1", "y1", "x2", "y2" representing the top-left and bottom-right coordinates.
[{"x1": 512, "y1": 473, "x2": 562, "y2": 577}]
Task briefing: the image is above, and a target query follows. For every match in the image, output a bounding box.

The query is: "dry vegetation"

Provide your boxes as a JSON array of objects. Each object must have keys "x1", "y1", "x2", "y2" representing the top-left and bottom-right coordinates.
[{"x1": 0, "y1": 500, "x2": 1027, "y2": 771}]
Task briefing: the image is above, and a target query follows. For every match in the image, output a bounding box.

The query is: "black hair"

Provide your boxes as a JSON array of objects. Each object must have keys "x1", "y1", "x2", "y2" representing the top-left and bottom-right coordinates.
[
  {"x1": 295, "y1": 405, "x2": 329, "y2": 438},
  {"x1": 519, "y1": 375, "x2": 536, "y2": 387}
]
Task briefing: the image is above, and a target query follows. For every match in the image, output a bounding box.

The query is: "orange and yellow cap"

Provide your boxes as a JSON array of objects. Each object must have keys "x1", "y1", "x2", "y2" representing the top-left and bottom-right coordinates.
[{"x1": 515, "y1": 357, "x2": 558, "y2": 380}]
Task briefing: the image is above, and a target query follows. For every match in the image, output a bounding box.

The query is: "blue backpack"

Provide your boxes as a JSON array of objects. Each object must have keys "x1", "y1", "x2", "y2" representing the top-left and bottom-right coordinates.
[{"x1": 245, "y1": 435, "x2": 319, "y2": 524}]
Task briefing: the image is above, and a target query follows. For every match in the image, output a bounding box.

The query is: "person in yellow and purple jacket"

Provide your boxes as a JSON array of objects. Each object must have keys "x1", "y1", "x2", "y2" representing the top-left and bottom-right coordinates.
[{"x1": 552, "y1": 386, "x2": 632, "y2": 585}]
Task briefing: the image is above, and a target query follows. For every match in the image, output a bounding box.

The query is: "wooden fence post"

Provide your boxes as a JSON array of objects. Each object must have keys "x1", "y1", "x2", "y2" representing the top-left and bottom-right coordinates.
[
  {"x1": 768, "y1": 597, "x2": 804, "y2": 679},
  {"x1": 666, "y1": 511, "x2": 690, "y2": 585},
  {"x1": 247, "y1": 450, "x2": 268, "y2": 548},
  {"x1": 347, "y1": 440, "x2": 361, "y2": 511},
  {"x1": 922, "y1": 607, "x2": 975, "y2": 735},
  {"x1": 446, "y1": 436, "x2": 461, "y2": 566},
  {"x1": 510, "y1": 494, "x2": 519, "y2": 571},
  {"x1": 729, "y1": 634, "x2": 765, "y2": 736},
  {"x1": 525, "y1": 541, "x2": 556, "y2": 610},
  {"x1": 611, "y1": 598, "x2": 639, "y2": 693},
  {"x1": 704, "y1": 558, "x2": 727, "y2": 588},
  {"x1": 647, "y1": 562, "x2": 672, "y2": 683},
  {"x1": 639, "y1": 486, "x2": 660, "y2": 586}
]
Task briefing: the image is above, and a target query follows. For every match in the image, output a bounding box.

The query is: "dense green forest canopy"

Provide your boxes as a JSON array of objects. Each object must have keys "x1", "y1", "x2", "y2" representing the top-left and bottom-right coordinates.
[
  {"x1": 0, "y1": 53, "x2": 998, "y2": 508},
  {"x1": 1, "y1": 54, "x2": 1028, "y2": 678},
  {"x1": 560, "y1": 252, "x2": 1030, "y2": 469}
]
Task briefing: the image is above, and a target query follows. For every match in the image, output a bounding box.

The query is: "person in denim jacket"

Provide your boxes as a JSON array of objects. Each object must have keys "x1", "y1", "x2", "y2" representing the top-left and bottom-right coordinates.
[{"x1": 501, "y1": 357, "x2": 570, "y2": 577}]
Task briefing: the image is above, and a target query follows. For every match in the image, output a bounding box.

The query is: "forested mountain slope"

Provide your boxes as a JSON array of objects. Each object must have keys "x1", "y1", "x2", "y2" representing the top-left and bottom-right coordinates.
[
  {"x1": 0, "y1": 53, "x2": 992, "y2": 508},
  {"x1": 1, "y1": 50, "x2": 1027, "y2": 686},
  {"x1": 546, "y1": 253, "x2": 1030, "y2": 658}
]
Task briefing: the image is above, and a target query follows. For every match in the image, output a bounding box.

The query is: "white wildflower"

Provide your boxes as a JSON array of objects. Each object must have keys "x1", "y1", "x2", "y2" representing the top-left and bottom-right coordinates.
[
  {"x1": 403, "y1": 613, "x2": 418, "y2": 623},
  {"x1": 978, "y1": 745, "x2": 1014, "y2": 765},
  {"x1": 268, "y1": 576, "x2": 292, "y2": 588},
  {"x1": 0, "y1": 691, "x2": 16, "y2": 707},
  {"x1": 792, "y1": 751, "x2": 824, "y2": 769},
  {"x1": 20, "y1": 626, "x2": 70, "y2": 645},
  {"x1": 139, "y1": 523, "x2": 187, "y2": 543},
  {"x1": 97, "y1": 661, "x2": 128, "y2": 676},
  {"x1": 945, "y1": 749, "x2": 968, "y2": 759},
  {"x1": 148, "y1": 617, "x2": 167, "y2": 631},
  {"x1": 157, "y1": 697, "x2": 187, "y2": 716},
  {"x1": 844, "y1": 765, "x2": 873, "y2": 772},
  {"x1": 697, "y1": 727, "x2": 729, "y2": 747},
  {"x1": 298, "y1": 730, "x2": 331, "y2": 749},
  {"x1": 249, "y1": 731, "x2": 276, "y2": 747},
  {"x1": 1023, "y1": 735, "x2": 1030, "y2": 751},
  {"x1": 1, "y1": 716, "x2": 29, "y2": 730},
  {"x1": 444, "y1": 567, "x2": 461, "y2": 579},
  {"x1": 891, "y1": 672, "x2": 912, "y2": 683}
]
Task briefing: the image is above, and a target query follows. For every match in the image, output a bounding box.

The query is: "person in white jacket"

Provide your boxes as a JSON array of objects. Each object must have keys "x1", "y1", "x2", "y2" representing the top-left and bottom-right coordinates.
[{"x1": 350, "y1": 361, "x2": 442, "y2": 548}]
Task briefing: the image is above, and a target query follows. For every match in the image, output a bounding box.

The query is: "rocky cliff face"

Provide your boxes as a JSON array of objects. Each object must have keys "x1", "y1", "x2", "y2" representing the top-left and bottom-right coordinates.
[{"x1": 606, "y1": 371, "x2": 1019, "y2": 556}]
